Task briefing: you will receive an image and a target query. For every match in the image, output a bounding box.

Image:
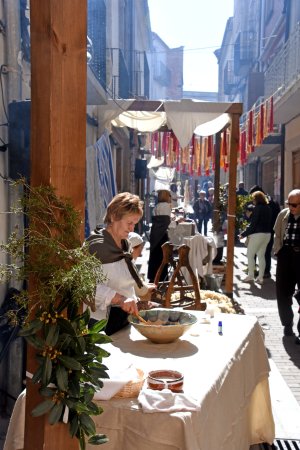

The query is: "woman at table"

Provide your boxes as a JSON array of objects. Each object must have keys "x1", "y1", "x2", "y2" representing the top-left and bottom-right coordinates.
[
  {"x1": 147, "y1": 189, "x2": 172, "y2": 283},
  {"x1": 86, "y1": 192, "x2": 145, "y2": 335},
  {"x1": 239, "y1": 190, "x2": 272, "y2": 284}
]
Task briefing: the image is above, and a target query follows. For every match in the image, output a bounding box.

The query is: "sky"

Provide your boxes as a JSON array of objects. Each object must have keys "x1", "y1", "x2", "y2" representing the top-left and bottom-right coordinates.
[{"x1": 148, "y1": 0, "x2": 234, "y2": 93}]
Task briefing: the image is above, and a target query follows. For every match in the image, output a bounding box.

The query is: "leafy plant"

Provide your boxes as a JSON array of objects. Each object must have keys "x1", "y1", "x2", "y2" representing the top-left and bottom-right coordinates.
[
  {"x1": 236, "y1": 194, "x2": 252, "y2": 233},
  {"x1": 0, "y1": 179, "x2": 110, "y2": 449}
]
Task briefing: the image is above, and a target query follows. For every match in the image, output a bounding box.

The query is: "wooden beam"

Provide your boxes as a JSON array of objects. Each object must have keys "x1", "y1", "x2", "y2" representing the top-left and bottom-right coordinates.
[
  {"x1": 24, "y1": 1, "x2": 86, "y2": 448},
  {"x1": 225, "y1": 113, "x2": 240, "y2": 297}
]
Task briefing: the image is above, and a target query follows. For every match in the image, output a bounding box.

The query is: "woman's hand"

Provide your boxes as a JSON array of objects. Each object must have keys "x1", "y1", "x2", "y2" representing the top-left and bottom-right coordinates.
[
  {"x1": 120, "y1": 298, "x2": 139, "y2": 315},
  {"x1": 111, "y1": 293, "x2": 138, "y2": 315}
]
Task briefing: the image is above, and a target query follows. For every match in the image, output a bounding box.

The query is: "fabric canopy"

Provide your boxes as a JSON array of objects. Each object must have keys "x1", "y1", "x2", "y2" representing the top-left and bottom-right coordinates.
[
  {"x1": 164, "y1": 99, "x2": 230, "y2": 147},
  {"x1": 112, "y1": 110, "x2": 167, "y2": 132},
  {"x1": 98, "y1": 99, "x2": 234, "y2": 148}
]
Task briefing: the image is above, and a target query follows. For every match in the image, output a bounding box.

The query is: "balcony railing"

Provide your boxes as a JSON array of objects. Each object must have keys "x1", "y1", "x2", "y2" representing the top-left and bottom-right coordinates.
[{"x1": 265, "y1": 22, "x2": 300, "y2": 100}]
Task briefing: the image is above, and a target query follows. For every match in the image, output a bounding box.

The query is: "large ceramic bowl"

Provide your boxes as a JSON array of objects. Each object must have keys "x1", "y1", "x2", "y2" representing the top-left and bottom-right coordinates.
[{"x1": 128, "y1": 308, "x2": 197, "y2": 344}]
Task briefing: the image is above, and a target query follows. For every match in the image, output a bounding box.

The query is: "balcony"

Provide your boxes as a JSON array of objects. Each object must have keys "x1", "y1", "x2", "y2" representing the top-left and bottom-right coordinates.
[
  {"x1": 234, "y1": 31, "x2": 255, "y2": 75},
  {"x1": 265, "y1": 22, "x2": 300, "y2": 124}
]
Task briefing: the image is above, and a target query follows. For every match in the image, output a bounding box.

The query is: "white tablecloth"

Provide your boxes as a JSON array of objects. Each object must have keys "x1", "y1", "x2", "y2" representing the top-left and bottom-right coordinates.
[
  {"x1": 5, "y1": 313, "x2": 275, "y2": 450},
  {"x1": 90, "y1": 313, "x2": 274, "y2": 450}
]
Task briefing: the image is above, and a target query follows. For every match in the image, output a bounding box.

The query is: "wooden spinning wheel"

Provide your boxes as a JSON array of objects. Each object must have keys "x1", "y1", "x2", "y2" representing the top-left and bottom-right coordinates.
[{"x1": 154, "y1": 242, "x2": 206, "y2": 310}]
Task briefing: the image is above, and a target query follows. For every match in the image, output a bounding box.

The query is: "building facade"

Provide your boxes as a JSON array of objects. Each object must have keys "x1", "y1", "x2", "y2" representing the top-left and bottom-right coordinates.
[{"x1": 216, "y1": 0, "x2": 300, "y2": 202}]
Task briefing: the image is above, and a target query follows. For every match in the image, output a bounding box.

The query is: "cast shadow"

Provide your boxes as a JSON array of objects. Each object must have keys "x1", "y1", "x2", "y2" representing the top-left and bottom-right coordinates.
[{"x1": 282, "y1": 336, "x2": 300, "y2": 370}]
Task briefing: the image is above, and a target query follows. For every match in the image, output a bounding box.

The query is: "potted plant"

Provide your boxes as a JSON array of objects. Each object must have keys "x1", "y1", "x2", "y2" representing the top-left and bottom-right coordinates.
[{"x1": 0, "y1": 179, "x2": 110, "y2": 449}]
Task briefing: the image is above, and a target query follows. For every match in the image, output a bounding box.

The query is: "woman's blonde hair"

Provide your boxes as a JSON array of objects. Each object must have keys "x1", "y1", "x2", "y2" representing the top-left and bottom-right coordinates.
[
  {"x1": 103, "y1": 192, "x2": 143, "y2": 225},
  {"x1": 251, "y1": 190, "x2": 268, "y2": 205},
  {"x1": 157, "y1": 189, "x2": 171, "y2": 203}
]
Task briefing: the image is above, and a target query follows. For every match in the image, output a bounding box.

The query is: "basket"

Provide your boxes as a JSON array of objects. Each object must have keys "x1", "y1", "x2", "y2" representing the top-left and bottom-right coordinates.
[{"x1": 114, "y1": 369, "x2": 145, "y2": 398}]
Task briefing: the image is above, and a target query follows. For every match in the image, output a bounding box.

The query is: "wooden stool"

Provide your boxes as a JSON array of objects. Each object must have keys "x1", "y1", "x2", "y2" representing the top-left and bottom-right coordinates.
[{"x1": 154, "y1": 242, "x2": 206, "y2": 311}]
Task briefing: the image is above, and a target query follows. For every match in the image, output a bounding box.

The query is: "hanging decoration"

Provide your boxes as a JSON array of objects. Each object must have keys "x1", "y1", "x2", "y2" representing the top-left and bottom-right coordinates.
[
  {"x1": 148, "y1": 128, "x2": 224, "y2": 176},
  {"x1": 239, "y1": 94, "x2": 276, "y2": 165}
]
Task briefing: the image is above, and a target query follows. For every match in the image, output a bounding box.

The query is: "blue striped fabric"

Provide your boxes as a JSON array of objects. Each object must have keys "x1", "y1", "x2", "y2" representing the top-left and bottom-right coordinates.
[{"x1": 85, "y1": 130, "x2": 117, "y2": 237}]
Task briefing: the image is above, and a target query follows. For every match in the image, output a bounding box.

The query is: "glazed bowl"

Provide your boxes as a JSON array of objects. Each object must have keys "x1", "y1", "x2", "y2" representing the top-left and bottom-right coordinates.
[
  {"x1": 147, "y1": 370, "x2": 184, "y2": 392},
  {"x1": 128, "y1": 308, "x2": 197, "y2": 344}
]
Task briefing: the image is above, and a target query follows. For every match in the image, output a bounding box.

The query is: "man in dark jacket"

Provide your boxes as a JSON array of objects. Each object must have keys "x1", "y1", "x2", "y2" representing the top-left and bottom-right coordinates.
[
  {"x1": 193, "y1": 190, "x2": 212, "y2": 236},
  {"x1": 274, "y1": 189, "x2": 300, "y2": 342}
]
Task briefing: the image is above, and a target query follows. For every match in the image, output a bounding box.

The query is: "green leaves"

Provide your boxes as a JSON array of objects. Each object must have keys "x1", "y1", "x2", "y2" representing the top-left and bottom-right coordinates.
[
  {"x1": 32, "y1": 399, "x2": 54, "y2": 417},
  {"x1": 48, "y1": 402, "x2": 64, "y2": 425},
  {"x1": 45, "y1": 324, "x2": 59, "y2": 346},
  {"x1": 79, "y1": 413, "x2": 96, "y2": 436},
  {"x1": 42, "y1": 357, "x2": 52, "y2": 386},
  {"x1": 88, "y1": 434, "x2": 109, "y2": 445},
  {"x1": 56, "y1": 365, "x2": 68, "y2": 391},
  {"x1": 88, "y1": 319, "x2": 107, "y2": 334},
  {"x1": 1, "y1": 179, "x2": 111, "y2": 447},
  {"x1": 58, "y1": 355, "x2": 82, "y2": 371}
]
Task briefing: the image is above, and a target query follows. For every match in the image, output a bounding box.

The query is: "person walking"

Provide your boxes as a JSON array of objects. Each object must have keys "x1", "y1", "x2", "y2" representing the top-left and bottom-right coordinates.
[
  {"x1": 147, "y1": 189, "x2": 172, "y2": 283},
  {"x1": 193, "y1": 190, "x2": 212, "y2": 236},
  {"x1": 263, "y1": 194, "x2": 280, "y2": 278},
  {"x1": 273, "y1": 189, "x2": 300, "y2": 343},
  {"x1": 239, "y1": 190, "x2": 271, "y2": 284}
]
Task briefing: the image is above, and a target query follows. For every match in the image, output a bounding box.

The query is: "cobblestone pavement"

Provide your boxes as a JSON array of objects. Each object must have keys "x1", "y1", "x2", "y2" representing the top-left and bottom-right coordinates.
[{"x1": 231, "y1": 244, "x2": 300, "y2": 406}]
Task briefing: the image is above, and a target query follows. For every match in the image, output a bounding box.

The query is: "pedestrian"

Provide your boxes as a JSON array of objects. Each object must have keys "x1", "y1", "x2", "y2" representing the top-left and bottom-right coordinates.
[
  {"x1": 147, "y1": 189, "x2": 172, "y2": 283},
  {"x1": 170, "y1": 183, "x2": 183, "y2": 208},
  {"x1": 193, "y1": 190, "x2": 212, "y2": 236},
  {"x1": 236, "y1": 181, "x2": 248, "y2": 196},
  {"x1": 273, "y1": 189, "x2": 300, "y2": 343},
  {"x1": 239, "y1": 190, "x2": 271, "y2": 284},
  {"x1": 263, "y1": 194, "x2": 280, "y2": 278},
  {"x1": 248, "y1": 185, "x2": 280, "y2": 278}
]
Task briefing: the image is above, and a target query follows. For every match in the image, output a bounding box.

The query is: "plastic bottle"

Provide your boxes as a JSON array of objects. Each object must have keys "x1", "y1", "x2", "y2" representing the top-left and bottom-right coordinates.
[{"x1": 218, "y1": 320, "x2": 223, "y2": 335}]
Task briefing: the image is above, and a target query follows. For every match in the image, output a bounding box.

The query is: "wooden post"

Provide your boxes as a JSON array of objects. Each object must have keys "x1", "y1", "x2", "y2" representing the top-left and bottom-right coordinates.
[
  {"x1": 224, "y1": 114, "x2": 240, "y2": 297},
  {"x1": 24, "y1": 1, "x2": 87, "y2": 448},
  {"x1": 213, "y1": 131, "x2": 221, "y2": 233}
]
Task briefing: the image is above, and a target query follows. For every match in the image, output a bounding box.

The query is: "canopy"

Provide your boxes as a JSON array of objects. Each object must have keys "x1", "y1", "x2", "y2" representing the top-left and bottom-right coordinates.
[
  {"x1": 97, "y1": 98, "x2": 243, "y2": 298},
  {"x1": 99, "y1": 99, "x2": 240, "y2": 147}
]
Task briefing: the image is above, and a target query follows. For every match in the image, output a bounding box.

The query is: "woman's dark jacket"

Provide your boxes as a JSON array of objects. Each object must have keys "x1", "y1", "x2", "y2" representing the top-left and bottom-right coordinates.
[{"x1": 241, "y1": 204, "x2": 272, "y2": 237}]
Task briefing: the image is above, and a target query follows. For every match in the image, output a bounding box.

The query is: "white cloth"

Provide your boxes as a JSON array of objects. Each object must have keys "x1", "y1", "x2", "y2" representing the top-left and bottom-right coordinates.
[
  {"x1": 112, "y1": 110, "x2": 167, "y2": 132},
  {"x1": 4, "y1": 314, "x2": 275, "y2": 450},
  {"x1": 97, "y1": 99, "x2": 135, "y2": 135},
  {"x1": 180, "y1": 234, "x2": 217, "y2": 281},
  {"x1": 3, "y1": 390, "x2": 26, "y2": 450},
  {"x1": 88, "y1": 313, "x2": 274, "y2": 450},
  {"x1": 194, "y1": 113, "x2": 230, "y2": 137},
  {"x1": 138, "y1": 387, "x2": 200, "y2": 413},
  {"x1": 91, "y1": 258, "x2": 137, "y2": 321},
  {"x1": 151, "y1": 166, "x2": 175, "y2": 191},
  {"x1": 153, "y1": 202, "x2": 172, "y2": 216},
  {"x1": 94, "y1": 355, "x2": 141, "y2": 400},
  {"x1": 164, "y1": 99, "x2": 231, "y2": 148}
]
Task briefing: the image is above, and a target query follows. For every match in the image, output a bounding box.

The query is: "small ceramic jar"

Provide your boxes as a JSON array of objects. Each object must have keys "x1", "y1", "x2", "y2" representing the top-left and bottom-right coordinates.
[{"x1": 147, "y1": 370, "x2": 184, "y2": 392}]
